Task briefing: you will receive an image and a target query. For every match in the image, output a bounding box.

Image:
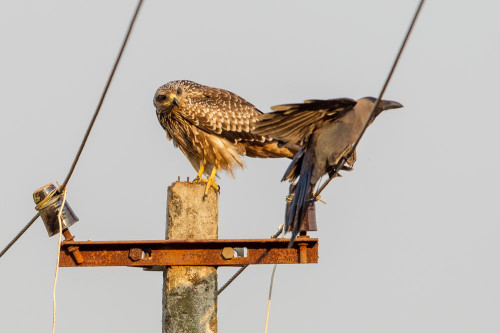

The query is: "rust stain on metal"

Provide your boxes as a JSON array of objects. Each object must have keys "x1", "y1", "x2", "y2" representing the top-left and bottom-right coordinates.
[
  {"x1": 62, "y1": 229, "x2": 84, "y2": 265},
  {"x1": 298, "y1": 243, "x2": 308, "y2": 263},
  {"x1": 297, "y1": 234, "x2": 310, "y2": 264},
  {"x1": 128, "y1": 248, "x2": 143, "y2": 261},
  {"x1": 58, "y1": 237, "x2": 319, "y2": 267}
]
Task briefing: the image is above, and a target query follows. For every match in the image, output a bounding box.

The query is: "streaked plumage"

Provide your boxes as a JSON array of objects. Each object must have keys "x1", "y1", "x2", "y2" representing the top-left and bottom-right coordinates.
[
  {"x1": 153, "y1": 80, "x2": 298, "y2": 196},
  {"x1": 254, "y1": 97, "x2": 403, "y2": 243}
]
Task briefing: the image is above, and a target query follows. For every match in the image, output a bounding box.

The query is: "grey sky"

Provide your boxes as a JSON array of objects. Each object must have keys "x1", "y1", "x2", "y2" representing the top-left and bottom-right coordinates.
[{"x1": 1, "y1": 1, "x2": 500, "y2": 332}]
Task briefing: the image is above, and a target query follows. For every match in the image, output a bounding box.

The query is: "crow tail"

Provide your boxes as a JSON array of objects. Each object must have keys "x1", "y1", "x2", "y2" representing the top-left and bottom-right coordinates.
[{"x1": 286, "y1": 164, "x2": 314, "y2": 247}]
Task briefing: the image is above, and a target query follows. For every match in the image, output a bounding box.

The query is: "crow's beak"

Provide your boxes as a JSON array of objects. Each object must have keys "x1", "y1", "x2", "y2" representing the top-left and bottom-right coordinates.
[{"x1": 382, "y1": 100, "x2": 403, "y2": 111}]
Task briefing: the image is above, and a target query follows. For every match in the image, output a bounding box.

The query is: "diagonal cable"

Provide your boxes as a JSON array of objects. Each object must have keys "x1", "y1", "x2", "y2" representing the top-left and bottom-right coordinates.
[
  {"x1": 0, "y1": 0, "x2": 144, "y2": 260},
  {"x1": 218, "y1": 0, "x2": 425, "y2": 297},
  {"x1": 218, "y1": 225, "x2": 284, "y2": 295},
  {"x1": 315, "y1": 0, "x2": 425, "y2": 198}
]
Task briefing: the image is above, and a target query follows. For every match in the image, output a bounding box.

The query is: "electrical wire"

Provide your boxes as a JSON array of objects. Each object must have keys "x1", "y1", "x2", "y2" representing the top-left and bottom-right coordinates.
[
  {"x1": 217, "y1": 265, "x2": 249, "y2": 296},
  {"x1": 224, "y1": 1, "x2": 426, "y2": 329},
  {"x1": 0, "y1": 213, "x2": 40, "y2": 259},
  {"x1": 218, "y1": 224, "x2": 284, "y2": 295},
  {"x1": 264, "y1": 225, "x2": 286, "y2": 332},
  {"x1": 59, "y1": 0, "x2": 143, "y2": 193},
  {"x1": 51, "y1": 189, "x2": 66, "y2": 333},
  {"x1": 315, "y1": 0, "x2": 425, "y2": 199},
  {"x1": 0, "y1": 0, "x2": 144, "y2": 260},
  {"x1": 264, "y1": 263, "x2": 278, "y2": 333}
]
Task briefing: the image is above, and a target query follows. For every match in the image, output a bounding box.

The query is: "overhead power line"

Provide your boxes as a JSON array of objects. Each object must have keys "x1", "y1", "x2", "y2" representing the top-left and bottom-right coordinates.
[
  {"x1": 0, "y1": 0, "x2": 144, "y2": 260},
  {"x1": 315, "y1": 0, "x2": 425, "y2": 198},
  {"x1": 218, "y1": 0, "x2": 426, "y2": 299}
]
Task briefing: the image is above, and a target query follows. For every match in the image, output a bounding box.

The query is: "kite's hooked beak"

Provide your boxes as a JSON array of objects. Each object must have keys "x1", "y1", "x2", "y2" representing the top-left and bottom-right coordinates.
[{"x1": 172, "y1": 97, "x2": 179, "y2": 107}]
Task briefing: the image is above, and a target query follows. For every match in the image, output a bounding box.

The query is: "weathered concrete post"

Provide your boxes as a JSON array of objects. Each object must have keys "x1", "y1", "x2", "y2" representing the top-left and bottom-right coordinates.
[{"x1": 163, "y1": 181, "x2": 218, "y2": 333}]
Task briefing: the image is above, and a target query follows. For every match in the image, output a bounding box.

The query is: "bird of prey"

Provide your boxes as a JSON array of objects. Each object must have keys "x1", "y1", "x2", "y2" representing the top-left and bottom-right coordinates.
[
  {"x1": 153, "y1": 80, "x2": 298, "y2": 197},
  {"x1": 253, "y1": 97, "x2": 403, "y2": 243}
]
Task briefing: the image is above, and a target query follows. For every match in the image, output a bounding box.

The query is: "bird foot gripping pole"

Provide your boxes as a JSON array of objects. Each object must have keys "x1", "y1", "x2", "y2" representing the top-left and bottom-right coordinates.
[{"x1": 33, "y1": 183, "x2": 84, "y2": 265}]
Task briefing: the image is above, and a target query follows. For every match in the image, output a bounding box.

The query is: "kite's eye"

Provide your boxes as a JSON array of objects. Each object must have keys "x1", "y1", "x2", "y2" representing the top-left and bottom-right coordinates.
[
  {"x1": 177, "y1": 87, "x2": 182, "y2": 95},
  {"x1": 156, "y1": 94, "x2": 167, "y2": 102}
]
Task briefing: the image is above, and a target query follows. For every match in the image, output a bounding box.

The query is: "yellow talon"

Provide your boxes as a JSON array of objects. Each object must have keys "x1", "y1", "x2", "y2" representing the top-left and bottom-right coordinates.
[
  {"x1": 203, "y1": 166, "x2": 219, "y2": 199},
  {"x1": 190, "y1": 164, "x2": 219, "y2": 198}
]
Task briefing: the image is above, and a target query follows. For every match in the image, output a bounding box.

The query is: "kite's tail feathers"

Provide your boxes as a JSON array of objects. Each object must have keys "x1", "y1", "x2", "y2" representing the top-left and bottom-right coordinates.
[
  {"x1": 286, "y1": 164, "x2": 314, "y2": 247},
  {"x1": 241, "y1": 140, "x2": 299, "y2": 159}
]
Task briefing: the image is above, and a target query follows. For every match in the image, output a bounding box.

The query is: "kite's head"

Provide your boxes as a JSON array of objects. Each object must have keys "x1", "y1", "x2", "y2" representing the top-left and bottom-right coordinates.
[{"x1": 154, "y1": 81, "x2": 186, "y2": 115}]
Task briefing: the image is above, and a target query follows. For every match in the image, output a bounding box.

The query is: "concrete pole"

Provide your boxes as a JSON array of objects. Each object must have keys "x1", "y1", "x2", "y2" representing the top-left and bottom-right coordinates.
[{"x1": 163, "y1": 181, "x2": 218, "y2": 333}]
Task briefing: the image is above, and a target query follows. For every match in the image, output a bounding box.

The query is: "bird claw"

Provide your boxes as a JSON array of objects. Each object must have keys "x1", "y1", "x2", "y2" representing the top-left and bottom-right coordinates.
[
  {"x1": 315, "y1": 193, "x2": 326, "y2": 204},
  {"x1": 191, "y1": 177, "x2": 208, "y2": 183},
  {"x1": 200, "y1": 177, "x2": 220, "y2": 200}
]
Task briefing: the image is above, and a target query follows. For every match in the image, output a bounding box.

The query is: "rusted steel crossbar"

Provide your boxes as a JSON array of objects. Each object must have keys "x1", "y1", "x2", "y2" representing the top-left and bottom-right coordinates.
[{"x1": 59, "y1": 237, "x2": 318, "y2": 267}]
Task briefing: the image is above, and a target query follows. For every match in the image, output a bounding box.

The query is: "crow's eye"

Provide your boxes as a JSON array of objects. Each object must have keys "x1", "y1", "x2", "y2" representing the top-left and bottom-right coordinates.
[
  {"x1": 156, "y1": 94, "x2": 167, "y2": 102},
  {"x1": 177, "y1": 87, "x2": 182, "y2": 95}
]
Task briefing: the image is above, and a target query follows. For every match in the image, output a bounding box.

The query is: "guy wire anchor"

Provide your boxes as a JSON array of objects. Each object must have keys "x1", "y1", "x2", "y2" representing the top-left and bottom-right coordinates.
[{"x1": 33, "y1": 183, "x2": 84, "y2": 264}]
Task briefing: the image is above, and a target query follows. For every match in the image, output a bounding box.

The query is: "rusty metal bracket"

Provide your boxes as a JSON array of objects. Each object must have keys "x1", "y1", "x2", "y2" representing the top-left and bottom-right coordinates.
[{"x1": 59, "y1": 237, "x2": 318, "y2": 267}]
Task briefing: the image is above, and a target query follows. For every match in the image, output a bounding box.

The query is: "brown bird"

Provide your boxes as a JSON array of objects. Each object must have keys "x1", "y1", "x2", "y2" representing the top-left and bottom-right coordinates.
[
  {"x1": 153, "y1": 80, "x2": 298, "y2": 197},
  {"x1": 253, "y1": 97, "x2": 403, "y2": 243}
]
